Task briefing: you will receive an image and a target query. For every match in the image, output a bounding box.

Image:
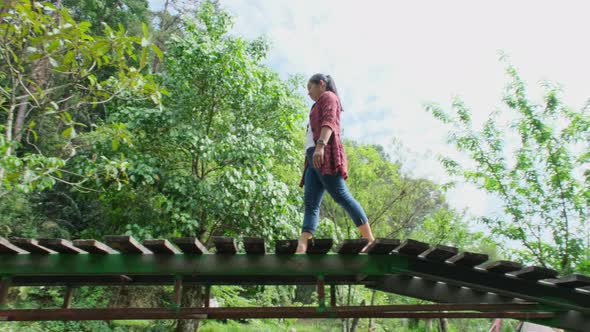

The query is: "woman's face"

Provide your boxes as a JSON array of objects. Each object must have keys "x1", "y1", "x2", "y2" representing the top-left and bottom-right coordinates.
[{"x1": 307, "y1": 80, "x2": 326, "y2": 102}]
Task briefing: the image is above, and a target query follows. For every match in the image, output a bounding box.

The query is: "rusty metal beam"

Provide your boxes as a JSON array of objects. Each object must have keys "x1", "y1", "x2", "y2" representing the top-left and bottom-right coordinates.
[
  {"x1": 204, "y1": 285, "x2": 210, "y2": 308},
  {"x1": 0, "y1": 304, "x2": 553, "y2": 321},
  {"x1": 0, "y1": 277, "x2": 10, "y2": 307},
  {"x1": 62, "y1": 287, "x2": 75, "y2": 309},
  {"x1": 173, "y1": 277, "x2": 182, "y2": 306},
  {"x1": 317, "y1": 275, "x2": 325, "y2": 310},
  {"x1": 330, "y1": 285, "x2": 336, "y2": 307}
]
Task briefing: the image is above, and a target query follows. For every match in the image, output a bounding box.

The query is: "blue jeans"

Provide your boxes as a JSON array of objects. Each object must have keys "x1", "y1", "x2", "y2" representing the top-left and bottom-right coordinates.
[{"x1": 302, "y1": 147, "x2": 368, "y2": 235}]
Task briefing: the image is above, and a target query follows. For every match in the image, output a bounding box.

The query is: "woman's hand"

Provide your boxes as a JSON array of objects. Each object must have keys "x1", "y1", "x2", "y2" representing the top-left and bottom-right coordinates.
[{"x1": 313, "y1": 146, "x2": 325, "y2": 169}]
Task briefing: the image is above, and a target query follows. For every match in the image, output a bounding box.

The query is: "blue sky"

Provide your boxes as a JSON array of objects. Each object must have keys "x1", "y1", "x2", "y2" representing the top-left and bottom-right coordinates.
[{"x1": 148, "y1": 0, "x2": 590, "y2": 224}]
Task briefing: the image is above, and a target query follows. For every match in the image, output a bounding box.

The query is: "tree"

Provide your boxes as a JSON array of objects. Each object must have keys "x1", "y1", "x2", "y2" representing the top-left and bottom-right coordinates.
[
  {"x1": 82, "y1": 0, "x2": 306, "y2": 240},
  {"x1": 61, "y1": 0, "x2": 151, "y2": 36},
  {"x1": 63, "y1": 2, "x2": 307, "y2": 330},
  {"x1": 426, "y1": 54, "x2": 590, "y2": 273},
  {"x1": 0, "y1": 0, "x2": 162, "y2": 195}
]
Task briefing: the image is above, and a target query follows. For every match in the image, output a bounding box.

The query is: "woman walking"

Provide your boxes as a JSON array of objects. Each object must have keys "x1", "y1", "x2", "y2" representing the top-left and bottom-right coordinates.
[{"x1": 296, "y1": 73, "x2": 376, "y2": 254}]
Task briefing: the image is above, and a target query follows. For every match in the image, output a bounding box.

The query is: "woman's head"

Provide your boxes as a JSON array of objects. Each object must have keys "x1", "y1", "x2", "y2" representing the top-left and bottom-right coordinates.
[{"x1": 307, "y1": 73, "x2": 340, "y2": 102}]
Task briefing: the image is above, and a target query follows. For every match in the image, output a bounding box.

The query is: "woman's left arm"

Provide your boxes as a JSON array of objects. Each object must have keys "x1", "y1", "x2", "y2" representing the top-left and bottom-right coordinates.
[
  {"x1": 313, "y1": 126, "x2": 333, "y2": 168},
  {"x1": 313, "y1": 93, "x2": 339, "y2": 169}
]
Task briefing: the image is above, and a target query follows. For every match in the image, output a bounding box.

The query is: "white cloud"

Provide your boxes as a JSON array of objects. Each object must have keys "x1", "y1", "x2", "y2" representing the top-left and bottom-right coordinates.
[{"x1": 149, "y1": 0, "x2": 590, "y2": 224}]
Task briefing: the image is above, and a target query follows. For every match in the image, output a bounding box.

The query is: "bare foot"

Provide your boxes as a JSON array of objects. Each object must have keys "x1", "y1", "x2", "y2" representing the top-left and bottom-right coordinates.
[
  {"x1": 296, "y1": 232, "x2": 313, "y2": 254},
  {"x1": 360, "y1": 240, "x2": 375, "y2": 254},
  {"x1": 295, "y1": 242, "x2": 307, "y2": 254}
]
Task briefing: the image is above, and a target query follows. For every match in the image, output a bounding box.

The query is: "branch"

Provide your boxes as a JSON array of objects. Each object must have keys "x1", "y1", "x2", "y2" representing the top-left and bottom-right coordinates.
[{"x1": 48, "y1": 174, "x2": 101, "y2": 193}]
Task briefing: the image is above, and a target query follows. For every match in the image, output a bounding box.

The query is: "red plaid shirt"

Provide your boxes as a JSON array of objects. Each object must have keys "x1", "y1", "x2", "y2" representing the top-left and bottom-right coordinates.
[{"x1": 299, "y1": 91, "x2": 348, "y2": 187}]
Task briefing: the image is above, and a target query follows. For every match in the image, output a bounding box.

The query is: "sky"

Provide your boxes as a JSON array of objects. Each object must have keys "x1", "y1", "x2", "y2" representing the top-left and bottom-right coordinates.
[{"x1": 148, "y1": 0, "x2": 590, "y2": 224}]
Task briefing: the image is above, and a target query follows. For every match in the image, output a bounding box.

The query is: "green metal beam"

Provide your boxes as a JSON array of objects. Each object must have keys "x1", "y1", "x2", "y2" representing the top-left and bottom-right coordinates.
[
  {"x1": 1, "y1": 253, "x2": 590, "y2": 320},
  {"x1": 401, "y1": 258, "x2": 590, "y2": 314},
  {"x1": 0, "y1": 253, "x2": 409, "y2": 276}
]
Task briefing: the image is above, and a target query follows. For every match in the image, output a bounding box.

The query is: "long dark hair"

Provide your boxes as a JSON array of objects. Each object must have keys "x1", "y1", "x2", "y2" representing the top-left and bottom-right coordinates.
[{"x1": 309, "y1": 73, "x2": 343, "y2": 111}]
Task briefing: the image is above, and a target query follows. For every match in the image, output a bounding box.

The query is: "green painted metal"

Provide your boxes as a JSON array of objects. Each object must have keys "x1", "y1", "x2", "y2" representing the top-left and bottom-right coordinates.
[
  {"x1": 316, "y1": 274, "x2": 326, "y2": 313},
  {"x1": 0, "y1": 253, "x2": 409, "y2": 276},
  {"x1": 1, "y1": 252, "x2": 590, "y2": 330},
  {"x1": 527, "y1": 311, "x2": 590, "y2": 331}
]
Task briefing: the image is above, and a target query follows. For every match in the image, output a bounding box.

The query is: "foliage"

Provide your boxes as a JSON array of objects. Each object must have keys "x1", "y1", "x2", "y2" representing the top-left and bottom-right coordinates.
[
  {"x1": 426, "y1": 54, "x2": 590, "y2": 273},
  {"x1": 0, "y1": 2, "x2": 549, "y2": 332},
  {"x1": 0, "y1": 0, "x2": 163, "y2": 195},
  {"x1": 62, "y1": 0, "x2": 151, "y2": 36},
  {"x1": 67, "y1": 1, "x2": 307, "y2": 242}
]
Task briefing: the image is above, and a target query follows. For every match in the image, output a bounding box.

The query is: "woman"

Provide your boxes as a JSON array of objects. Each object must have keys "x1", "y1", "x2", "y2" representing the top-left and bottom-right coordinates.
[{"x1": 296, "y1": 73, "x2": 376, "y2": 254}]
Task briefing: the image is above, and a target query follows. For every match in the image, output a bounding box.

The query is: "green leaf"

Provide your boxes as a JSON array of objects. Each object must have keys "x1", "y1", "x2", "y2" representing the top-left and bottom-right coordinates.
[
  {"x1": 142, "y1": 22, "x2": 149, "y2": 39},
  {"x1": 61, "y1": 127, "x2": 73, "y2": 138},
  {"x1": 112, "y1": 138, "x2": 120, "y2": 151},
  {"x1": 151, "y1": 44, "x2": 164, "y2": 61}
]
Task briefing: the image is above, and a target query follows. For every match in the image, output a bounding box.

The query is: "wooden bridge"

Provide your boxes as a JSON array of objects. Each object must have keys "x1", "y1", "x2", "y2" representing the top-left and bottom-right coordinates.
[{"x1": 0, "y1": 236, "x2": 589, "y2": 331}]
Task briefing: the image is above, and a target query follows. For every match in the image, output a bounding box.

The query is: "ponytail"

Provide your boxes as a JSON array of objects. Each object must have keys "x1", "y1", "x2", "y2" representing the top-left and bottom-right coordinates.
[{"x1": 309, "y1": 73, "x2": 343, "y2": 111}]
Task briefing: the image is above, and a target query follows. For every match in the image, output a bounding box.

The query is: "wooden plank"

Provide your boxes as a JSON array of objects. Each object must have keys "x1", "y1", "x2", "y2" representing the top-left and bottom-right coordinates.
[
  {"x1": 0, "y1": 237, "x2": 28, "y2": 254},
  {"x1": 336, "y1": 239, "x2": 368, "y2": 254},
  {"x1": 8, "y1": 238, "x2": 56, "y2": 254},
  {"x1": 212, "y1": 236, "x2": 237, "y2": 255},
  {"x1": 243, "y1": 237, "x2": 266, "y2": 255},
  {"x1": 366, "y1": 238, "x2": 400, "y2": 255},
  {"x1": 104, "y1": 236, "x2": 152, "y2": 254},
  {"x1": 72, "y1": 240, "x2": 118, "y2": 254},
  {"x1": 275, "y1": 240, "x2": 298, "y2": 255},
  {"x1": 477, "y1": 260, "x2": 523, "y2": 274},
  {"x1": 171, "y1": 237, "x2": 208, "y2": 254},
  {"x1": 394, "y1": 239, "x2": 429, "y2": 256},
  {"x1": 143, "y1": 239, "x2": 181, "y2": 254},
  {"x1": 420, "y1": 245, "x2": 458, "y2": 262},
  {"x1": 509, "y1": 266, "x2": 558, "y2": 281},
  {"x1": 306, "y1": 238, "x2": 333, "y2": 255},
  {"x1": 38, "y1": 239, "x2": 86, "y2": 254},
  {"x1": 447, "y1": 252, "x2": 489, "y2": 267},
  {"x1": 549, "y1": 274, "x2": 590, "y2": 289}
]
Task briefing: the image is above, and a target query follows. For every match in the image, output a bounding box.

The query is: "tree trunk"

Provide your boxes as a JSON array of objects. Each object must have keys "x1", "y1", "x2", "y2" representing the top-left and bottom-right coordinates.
[
  {"x1": 426, "y1": 319, "x2": 434, "y2": 331},
  {"x1": 175, "y1": 285, "x2": 204, "y2": 332},
  {"x1": 1, "y1": 105, "x2": 15, "y2": 183},
  {"x1": 368, "y1": 289, "x2": 376, "y2": 332},
  {"x1": 342, "y1": 285, "x2": 352, "y2": 331},
  {"x1": 14, "y1": 0, "x2": 55, "y2": 144},
  {"x1": 349, "y1": 299, "x2": 365, "y2": 332},
  {"x1": 13, "y1": 102, "x2": 27, "y2": 143},
  {"x1": 438, "y1": 318, "x2": 448, "y2": 332}
]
